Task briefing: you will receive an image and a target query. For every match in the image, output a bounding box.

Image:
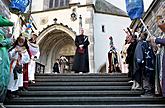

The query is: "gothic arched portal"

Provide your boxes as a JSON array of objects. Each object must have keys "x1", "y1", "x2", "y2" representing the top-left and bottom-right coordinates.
[{"x1": 37, "y1": 24, "x2": 76, "y2": 73}]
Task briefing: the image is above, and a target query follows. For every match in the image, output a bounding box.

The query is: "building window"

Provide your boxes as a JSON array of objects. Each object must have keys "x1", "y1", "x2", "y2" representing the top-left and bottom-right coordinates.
[
  {"x1": 102, "y1": 25, "x2": 105, "y2": 32},
  {"x1": 45, "y1": 0, "x2": 69, "y2": 9},
  {"x1": 65, "y1": 0, "x2": 69, "y2": 5},
  {"x1": 49, "y1": 0, "x2": 54, "y2": 8},
  {"x1": 60, "y1": 0, "x2": 64, "y2": 6},
  {"x1": 54, "y1": 0, "x2": 59, "y2": 7}
]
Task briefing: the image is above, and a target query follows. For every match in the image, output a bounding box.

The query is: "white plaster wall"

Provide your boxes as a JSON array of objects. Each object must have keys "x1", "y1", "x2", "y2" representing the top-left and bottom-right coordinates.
[
  {"x1": 32, "y1": 7, "x2": 92, "y2": 36},
  {"x1": 31, "y1": 0, "x2": 44, "y2": 11},
  {"x1": 78, "y1": 0, "x2": 86, "y2": 5},
  {"x1": 94, "y1": 13, "x2": 131, "y2": 72},
  {"x1": 78, "y1": 0, "x2": 96, "y2": 5}
]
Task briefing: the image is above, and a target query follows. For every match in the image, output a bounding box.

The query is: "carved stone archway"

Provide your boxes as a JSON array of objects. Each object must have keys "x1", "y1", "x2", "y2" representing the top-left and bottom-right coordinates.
[{"x1": 37, "y1": 23, "x2": 76, "y2": 73}]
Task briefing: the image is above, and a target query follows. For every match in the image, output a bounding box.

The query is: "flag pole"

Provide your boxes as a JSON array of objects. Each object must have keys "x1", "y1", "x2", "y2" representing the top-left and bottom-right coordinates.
[{"x1": 140, "y1": 18, "x2": 152, "y2": 38}]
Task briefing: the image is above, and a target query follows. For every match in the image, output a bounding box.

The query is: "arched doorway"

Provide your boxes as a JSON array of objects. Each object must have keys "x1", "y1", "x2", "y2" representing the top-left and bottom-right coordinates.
[{"x1": 37, "y1": 24, "x2": 76, "y2": 73}]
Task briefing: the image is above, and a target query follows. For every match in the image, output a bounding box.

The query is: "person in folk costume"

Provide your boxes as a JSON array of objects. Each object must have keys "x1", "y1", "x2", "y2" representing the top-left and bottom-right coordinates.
[
  {"x1": 134, "y1": 32, "x2": 155, "y2": 96},
  {"x1": 147, "y1": 16, "x2": 165, "y2": 97},
  {"x1": 22, "y1": 35, "x2": 31, "y2": 90},
  {"x1": 72, "y1": 28, "x2": 90, "y2": 73},
  {"x1": 28, "y1": 33, "x2": 40, "y2": 83},
  {"x1": 20, "y1": 32, "x2": 32, "y2": 90},
  {"x1": 0, "y1": 29, "x2": 11, "y2": 107},
  {"x1": 149, "y1": 15, "x2": 165, "y2": 97},
  {"x1": 108, "y1": 36, "x2": 120, "y2": 73},
  {"x1": 7, "y1": 34, "x2": 30, "y2": 98},
  {"x1": 108, "y1": 36, "x2": 113, "y2": 73},
  {"x1": 149, "y1": 36, "x2": 165, "y2": 97},
  {"x1": 120, "y1": 40, "x2": 130, "y2": 73},
  {"x1": 59, "y1": 55, "x2": 68, "y2": 73},
  {"x1": 125, "y1": 33, "x2": 137, "y2": 83}
]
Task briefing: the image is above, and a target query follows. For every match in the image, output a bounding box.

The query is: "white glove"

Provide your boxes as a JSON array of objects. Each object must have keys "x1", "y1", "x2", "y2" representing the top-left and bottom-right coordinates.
[{"x1": 79, "y1": 44, "x2": 84, "y2": 48}]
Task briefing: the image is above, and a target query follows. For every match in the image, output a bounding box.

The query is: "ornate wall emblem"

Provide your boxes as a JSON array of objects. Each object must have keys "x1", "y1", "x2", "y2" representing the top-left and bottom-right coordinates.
[
  {"x1": 40, "y1": 17, "x2": 48, "y2": 25},
  {"x1": 70, "y1": 8, "x2": 77, "y2": 21}
]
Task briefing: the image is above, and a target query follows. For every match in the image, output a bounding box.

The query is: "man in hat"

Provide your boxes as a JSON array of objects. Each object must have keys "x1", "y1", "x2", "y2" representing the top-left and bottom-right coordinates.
[{"x1": 108, "y1": 36, "x2": 119, "y2": 73}]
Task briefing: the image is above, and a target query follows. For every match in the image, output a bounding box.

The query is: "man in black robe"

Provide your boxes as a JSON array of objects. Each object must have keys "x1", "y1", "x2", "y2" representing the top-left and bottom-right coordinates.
[{"x1": 72, "y1": 29, "x2": 90, "y2": 73}]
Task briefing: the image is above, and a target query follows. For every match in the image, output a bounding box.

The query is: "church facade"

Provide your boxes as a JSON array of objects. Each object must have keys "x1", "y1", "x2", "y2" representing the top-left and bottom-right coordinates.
[{"x1": 31, "y1": 0, "x2": 131, "y2": 73}]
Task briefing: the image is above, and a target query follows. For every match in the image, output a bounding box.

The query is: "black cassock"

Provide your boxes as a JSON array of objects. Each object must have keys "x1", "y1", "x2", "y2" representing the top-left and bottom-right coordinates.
[
  {"x1": 53, "y1": 62, "x2": 59, "y2": 73},
  {"x1": 72, "y1": 35, "x2": 90, "y2": 73}
]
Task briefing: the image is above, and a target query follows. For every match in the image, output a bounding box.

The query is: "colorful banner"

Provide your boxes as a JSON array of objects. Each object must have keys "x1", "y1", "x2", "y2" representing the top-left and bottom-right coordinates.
[
  {"x1": 9, "y1": 0, "x2": 30, "y2": 13},
  {"x1": 125, "y1": 0, "x2": 144, "y2": 20}
]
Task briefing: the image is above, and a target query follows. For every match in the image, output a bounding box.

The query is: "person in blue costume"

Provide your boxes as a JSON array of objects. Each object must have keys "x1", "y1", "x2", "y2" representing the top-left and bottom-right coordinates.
[
  {"x1": 134, "y1": 32, "x2": 155, "y2": 97},
  {"x1": 0, "y1": 29, "x2": 11, "y2": 108}
]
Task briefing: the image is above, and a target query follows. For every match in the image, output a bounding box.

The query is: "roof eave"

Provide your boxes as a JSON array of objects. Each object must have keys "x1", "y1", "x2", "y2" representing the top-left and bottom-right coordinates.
[{"x1": 94, "y1": 10, "x2": 128, "y2": 18}]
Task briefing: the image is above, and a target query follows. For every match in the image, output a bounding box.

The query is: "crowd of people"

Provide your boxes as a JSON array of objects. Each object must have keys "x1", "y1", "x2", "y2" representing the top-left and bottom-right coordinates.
[
  {"x1": 0, "y1": 19, "x2": 164, "y2": 108},
  {"x1": 0, "y1": 30, "x2": 40, "y2": 107},
  {"x1": 120, "y1": 27, "x2": 165, "y2": 97}
]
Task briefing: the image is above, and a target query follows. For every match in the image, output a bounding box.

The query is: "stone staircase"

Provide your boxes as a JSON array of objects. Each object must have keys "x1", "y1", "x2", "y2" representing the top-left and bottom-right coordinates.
[{"x1": 4, "y1": 73, "x2": 165, "y2": 108}]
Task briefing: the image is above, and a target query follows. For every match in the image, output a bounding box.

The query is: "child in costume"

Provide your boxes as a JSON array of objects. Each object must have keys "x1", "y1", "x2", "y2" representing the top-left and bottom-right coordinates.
[{"x1": 7, "y1": 34, "x2": 30, "y2": 98}]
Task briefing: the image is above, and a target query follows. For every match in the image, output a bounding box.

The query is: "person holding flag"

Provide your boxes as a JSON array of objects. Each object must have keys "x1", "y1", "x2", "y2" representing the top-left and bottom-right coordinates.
[
  {"x1": 125, "y1": 0, "x2": 156, "y2": 97},
  {"x1": 125, "y1": 0, "x2": 151, "y2": 37}
]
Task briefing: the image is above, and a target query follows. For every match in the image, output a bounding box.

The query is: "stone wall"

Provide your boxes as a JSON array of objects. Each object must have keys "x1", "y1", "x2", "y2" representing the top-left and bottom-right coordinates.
[{"x1": 145, "y1": 1, "x2": 165, "y2": 37}]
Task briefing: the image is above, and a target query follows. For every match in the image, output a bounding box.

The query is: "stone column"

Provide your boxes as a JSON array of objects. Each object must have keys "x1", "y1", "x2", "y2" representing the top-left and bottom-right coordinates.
[{"x1": 85, "y1": 6, "x2": 95, "y2": 73}]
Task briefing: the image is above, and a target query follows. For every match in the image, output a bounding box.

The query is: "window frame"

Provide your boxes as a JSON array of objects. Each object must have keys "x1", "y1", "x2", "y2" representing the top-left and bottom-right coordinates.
[{"x1": 47, "y1": 0, "x2": 69, "y2": 9}]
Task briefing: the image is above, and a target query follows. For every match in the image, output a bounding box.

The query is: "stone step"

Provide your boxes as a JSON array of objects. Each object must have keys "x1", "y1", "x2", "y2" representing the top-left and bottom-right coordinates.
[
  {"x1": 5, "y1": 97, "x2": 165, "y2": 105},
  {"x1": 28, "y1": 86, "x2": 132, "y2": 91},
  {"x1": 35, "y1": 77, "x2": 131, "y2": 82},
  {"x1": 30, "y1": 82, "x2": 131, "y2": 86},
  {"x1": 5, "y1": 104, "x2": 165, "y2": 108},
  {"x1": 35, "y1": 73, "x2": 128, "y2": 77},
  {"x1": 5, "y1": 73, "x2": 165, "y2": 108},
  {"x1": 19, "y1": 91, "x2": 142, "y2": 97},
  {"x1": 35, "y1": 74, "x2": 128, "y2": 79}
]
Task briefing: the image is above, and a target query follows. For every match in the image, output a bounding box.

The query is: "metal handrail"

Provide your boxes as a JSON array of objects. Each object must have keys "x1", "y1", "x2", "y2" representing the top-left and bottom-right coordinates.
[{"x1": 35, "y1": 62, "x2": 45, "y2": 74}]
